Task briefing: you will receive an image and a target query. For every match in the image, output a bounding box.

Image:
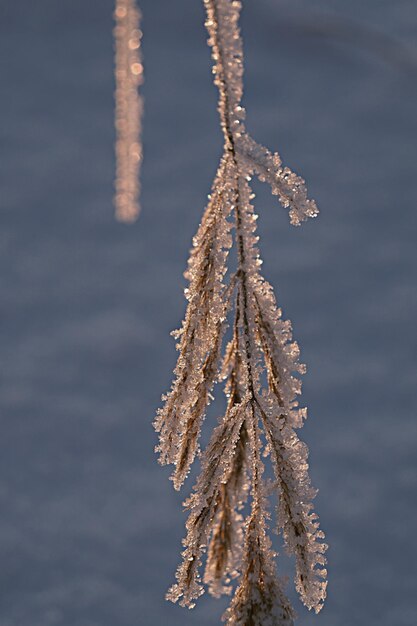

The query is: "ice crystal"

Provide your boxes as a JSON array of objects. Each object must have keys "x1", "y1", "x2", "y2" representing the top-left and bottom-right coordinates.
[
  {"x1": 222, "y1": 509, "x2": 295, "y2": 626},
  {"x1": 155, "y1": 0, "x2": 327, "y2": 622},
  {"x1": 114, "y1": 0, "x2": 143, "y2": 222}
]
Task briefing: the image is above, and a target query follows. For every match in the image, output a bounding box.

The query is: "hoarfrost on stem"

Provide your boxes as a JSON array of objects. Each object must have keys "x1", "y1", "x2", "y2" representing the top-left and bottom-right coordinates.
[{"x1": 154, "y1": 0, "x2": 327, "y2": 622}]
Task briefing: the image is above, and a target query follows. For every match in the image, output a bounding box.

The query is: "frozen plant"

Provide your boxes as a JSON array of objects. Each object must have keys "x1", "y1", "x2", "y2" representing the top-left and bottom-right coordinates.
[{"x1": 153, "y1": 0, "x2": 327, "y2": 623}]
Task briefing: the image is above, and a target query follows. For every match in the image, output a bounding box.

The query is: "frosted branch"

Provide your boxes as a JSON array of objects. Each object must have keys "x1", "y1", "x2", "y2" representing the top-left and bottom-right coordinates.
[
  {"x1": 155, "y1": 0, "x2": 327, "y2": 622},
  {"x1": 237, "y1": 133, "x2": 319, "y2": 226}
]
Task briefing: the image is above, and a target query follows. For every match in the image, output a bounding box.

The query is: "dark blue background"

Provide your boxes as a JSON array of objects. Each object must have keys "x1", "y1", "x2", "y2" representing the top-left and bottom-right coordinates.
[{"x1": 1, "y1": 1, "x2": 416, "y2": 624}]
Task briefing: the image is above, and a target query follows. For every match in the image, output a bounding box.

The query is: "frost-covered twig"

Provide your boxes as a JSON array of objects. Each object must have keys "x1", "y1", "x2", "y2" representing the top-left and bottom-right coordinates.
[
  {"x1": 114, "y1": 0, "x2": 143, "y2": 222},
  {"x1": 155, "y1": 0, "x2": 327, "y2": 623}
]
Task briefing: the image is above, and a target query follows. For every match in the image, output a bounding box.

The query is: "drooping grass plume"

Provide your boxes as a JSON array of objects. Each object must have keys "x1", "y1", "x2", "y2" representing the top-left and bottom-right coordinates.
[{"x1": 155, "y1": 1, "x2": 327, "y2": 622}]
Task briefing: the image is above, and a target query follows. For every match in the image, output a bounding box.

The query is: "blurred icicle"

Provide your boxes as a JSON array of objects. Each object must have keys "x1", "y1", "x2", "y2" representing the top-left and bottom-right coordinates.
[
  {"x1": 155, "y1": 0, "x2": 327, "y2": 623},
  {"x1": 114, "y1": 0, "x2": 143, "y2": 222}
]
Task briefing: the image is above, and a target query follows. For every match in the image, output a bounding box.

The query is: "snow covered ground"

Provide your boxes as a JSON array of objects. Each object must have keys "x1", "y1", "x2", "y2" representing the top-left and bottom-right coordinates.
[{"x1": 0, "y1": 1, "x2": 416, "y2": 624}]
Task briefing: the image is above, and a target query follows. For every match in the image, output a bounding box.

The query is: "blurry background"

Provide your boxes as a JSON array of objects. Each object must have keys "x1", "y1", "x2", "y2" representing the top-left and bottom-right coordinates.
[{"x1": 1, "y1": 0, "x2": 416, "y2": 624}]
